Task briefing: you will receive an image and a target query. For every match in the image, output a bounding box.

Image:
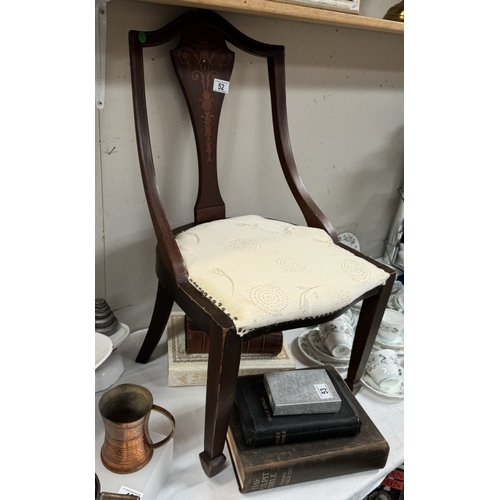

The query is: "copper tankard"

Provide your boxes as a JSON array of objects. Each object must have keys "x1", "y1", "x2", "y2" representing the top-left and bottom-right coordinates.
[{"x1": 99, "y1": 383, "x2": 175, "y2": 474}]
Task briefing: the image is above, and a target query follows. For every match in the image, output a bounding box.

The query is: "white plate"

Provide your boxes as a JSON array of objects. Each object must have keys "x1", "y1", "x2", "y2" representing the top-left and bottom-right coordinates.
[
  {"x1": 338, "y1": 232, "x2": 360, "y2": 251},
  {"x1": 109, "y1": 322, "x2": 130, "y2": 349},
  {"x1": 307, "y1": 328, "x2": 350, "y2": 365},
  {"x1": 361, "y1": 366, "x2": 404, "y2": 399},
  {"x1": 95, "y1": 333, "x2": 113, "y2": 369}
]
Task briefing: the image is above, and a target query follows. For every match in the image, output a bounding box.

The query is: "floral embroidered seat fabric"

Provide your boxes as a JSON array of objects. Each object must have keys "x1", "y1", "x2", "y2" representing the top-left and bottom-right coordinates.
[{"x1": 176, "y1": 215, "x2": 390, "y2": 335}]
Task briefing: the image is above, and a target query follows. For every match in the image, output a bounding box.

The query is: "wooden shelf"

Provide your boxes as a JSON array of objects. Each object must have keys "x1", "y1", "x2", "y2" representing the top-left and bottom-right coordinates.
[{"x1": 138, "y1": 0, "x2": 404, "y2": 35}]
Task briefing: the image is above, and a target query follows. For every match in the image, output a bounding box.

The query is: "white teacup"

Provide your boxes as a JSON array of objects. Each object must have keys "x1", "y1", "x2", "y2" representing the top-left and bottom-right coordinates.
[
  {"x1": 366, "y1": 349, "x2": 399, "y2": 389},
  {"x1": 318, "y1": 318, "x2": 354, "y2": 358},
  {"x1": 378, "y1": 309, "x2": 404, "y2": 342}
]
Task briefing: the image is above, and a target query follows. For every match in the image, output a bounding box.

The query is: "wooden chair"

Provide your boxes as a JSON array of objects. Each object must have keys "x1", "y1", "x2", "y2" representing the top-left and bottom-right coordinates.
[{"x1": 128, "y1": 9, "x2": 395, "y2": 478}]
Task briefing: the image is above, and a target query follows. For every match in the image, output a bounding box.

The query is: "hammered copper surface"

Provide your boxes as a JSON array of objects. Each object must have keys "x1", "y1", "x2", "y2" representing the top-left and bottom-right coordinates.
[{"x1": 99, "y1": 384, "x2": 175, "y2": 474}]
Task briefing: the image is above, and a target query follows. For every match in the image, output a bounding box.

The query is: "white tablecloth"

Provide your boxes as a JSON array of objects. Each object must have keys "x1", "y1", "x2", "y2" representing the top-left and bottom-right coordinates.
[{"x1": 95, "y1": 326, "x2": 404, "y2": 500}]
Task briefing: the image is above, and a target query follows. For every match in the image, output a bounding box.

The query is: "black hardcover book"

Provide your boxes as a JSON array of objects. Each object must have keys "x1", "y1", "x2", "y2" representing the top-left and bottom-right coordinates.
[{"x1": 234, "y1": 368, "x2": 361, "y2": 447}]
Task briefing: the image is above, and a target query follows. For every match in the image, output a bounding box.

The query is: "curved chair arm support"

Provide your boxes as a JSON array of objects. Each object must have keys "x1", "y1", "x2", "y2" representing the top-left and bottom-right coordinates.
[
  {"x1": 129, "y1": 32, "x2": 188, "y2": 283},
  {"x1": 267, "y1": 53, "x2": 338, "y2": 241}
]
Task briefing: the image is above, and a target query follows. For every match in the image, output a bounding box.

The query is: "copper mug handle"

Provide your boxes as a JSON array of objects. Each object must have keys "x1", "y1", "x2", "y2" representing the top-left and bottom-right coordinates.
[{"x1": 149, "y1": 404, "x2": 175, "y2": 449}]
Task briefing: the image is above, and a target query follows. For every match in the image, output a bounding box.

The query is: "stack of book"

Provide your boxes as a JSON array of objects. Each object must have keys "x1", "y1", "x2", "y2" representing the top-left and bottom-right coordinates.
[{"x1": 227, "y1": 366, "x2": 390, "y2": 493}]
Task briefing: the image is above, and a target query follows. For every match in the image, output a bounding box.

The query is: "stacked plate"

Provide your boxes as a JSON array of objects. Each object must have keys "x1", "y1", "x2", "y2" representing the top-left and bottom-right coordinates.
[
  {"x1": 95, "y1": 322, "x2": 130, "y2": 393},
  {"x1": 364, "y1": 304, "x2": 404, "y2": 399},
  {"x1": 296, "y1": 303, "x2": 405, "y2": 399}
]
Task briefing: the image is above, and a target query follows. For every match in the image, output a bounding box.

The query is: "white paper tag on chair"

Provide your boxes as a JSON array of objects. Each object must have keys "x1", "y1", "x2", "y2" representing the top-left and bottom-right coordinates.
[{"x1": 213, "y1": 78, "x2": 230, "y2": 94}]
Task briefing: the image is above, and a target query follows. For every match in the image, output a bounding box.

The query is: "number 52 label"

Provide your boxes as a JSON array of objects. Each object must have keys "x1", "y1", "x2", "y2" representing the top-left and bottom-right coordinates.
[{"x1": 213, "y1": 78, "x2": 230, "y2": 94}]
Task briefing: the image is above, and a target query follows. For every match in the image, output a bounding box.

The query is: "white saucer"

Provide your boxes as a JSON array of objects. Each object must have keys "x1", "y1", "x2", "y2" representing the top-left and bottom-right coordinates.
[
  {"x1": 375, "y1": 330, "x2": 404, "y2": 349},
  {"x1": 374, "y1": 342, "x2": 404, "y2": 357},
  {"x1": 307, "y1": 328, "x2": 350, "y2": 365},
  {"x1": 95, "y1": 333, "x2": 113, "y2": 369},
  {"x1": 108, "y1": 322, "x2": 130, "y2": 349},
  {"x1": 338, "y1": 232, "x2": 360, "y2": 251},
  {"x1": 361, "y1": 366, "x2": 404, "y2": 399},
  {"x1": 296, "y1": 331, "x2": 326, "y2": 366}
]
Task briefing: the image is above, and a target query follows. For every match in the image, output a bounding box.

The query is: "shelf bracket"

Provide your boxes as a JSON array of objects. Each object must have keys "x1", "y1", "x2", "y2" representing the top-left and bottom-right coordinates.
[{"x1": 95, "y1": 0, "x2": 111, "y2": 109}]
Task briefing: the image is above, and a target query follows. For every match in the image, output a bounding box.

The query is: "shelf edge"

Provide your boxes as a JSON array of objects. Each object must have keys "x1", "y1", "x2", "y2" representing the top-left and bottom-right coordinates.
[{"x1": 136, "y1": 0, "x2": 404, "y2": 35}]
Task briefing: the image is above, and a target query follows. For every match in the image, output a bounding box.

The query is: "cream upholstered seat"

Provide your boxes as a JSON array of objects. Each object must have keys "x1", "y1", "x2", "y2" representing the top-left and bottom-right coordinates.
[
  {"x1": 129, "y1": 9, "x2": 396, "y2": 478},
  {"x1": 177, "y1": 215, "x2": 389, "y2": 335}
]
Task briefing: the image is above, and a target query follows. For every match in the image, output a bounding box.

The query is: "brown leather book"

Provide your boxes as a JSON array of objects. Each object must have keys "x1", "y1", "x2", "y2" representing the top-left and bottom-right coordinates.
[
  {"x1": 226, "y1": 366, "x2": 390, "y2": 493},
  {"x1": 184, "y1": 316, "x2": 283, "y2": 355}
]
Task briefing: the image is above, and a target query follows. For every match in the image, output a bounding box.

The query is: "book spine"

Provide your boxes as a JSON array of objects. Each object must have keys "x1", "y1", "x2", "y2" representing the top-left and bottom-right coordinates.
[
  {"x1": 227, "y1": 426, "x2": 389, "y2": 493},
  {"x1": 251, "y1": 421, "x2": 360, "y2": 447},
  {"x1": 185, "y1": 317, "x2": 283, "y2": 355},
  {"x1": 242, "y1": 454, "x2": 389, "y2": 493}
]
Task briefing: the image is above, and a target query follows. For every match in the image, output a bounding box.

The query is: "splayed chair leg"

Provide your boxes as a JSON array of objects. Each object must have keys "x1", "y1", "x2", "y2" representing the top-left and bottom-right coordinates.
[{"x1": 135, "y1": 281, "x2": 173, "y2": 364}]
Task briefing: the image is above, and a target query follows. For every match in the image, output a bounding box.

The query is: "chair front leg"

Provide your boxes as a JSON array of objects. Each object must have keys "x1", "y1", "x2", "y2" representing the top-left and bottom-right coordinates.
[
  {"x1": 345, "y1": 276, "x2": 395, "y2": 393},
  {"x1": 199, "y1": 327, "x2": 243, "y2": 477}
]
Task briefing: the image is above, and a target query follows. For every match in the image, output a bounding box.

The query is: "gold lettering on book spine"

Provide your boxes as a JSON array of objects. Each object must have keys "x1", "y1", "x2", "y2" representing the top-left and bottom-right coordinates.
[{"x1": 176, "y1": 42, "x2": 233, "y2": 163}]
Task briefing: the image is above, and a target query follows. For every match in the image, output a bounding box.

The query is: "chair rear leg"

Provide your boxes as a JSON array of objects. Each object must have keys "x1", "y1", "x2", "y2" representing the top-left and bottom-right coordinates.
[
  {"x1": 345, "y1": 274, "x2": 395, "y2": 393},
  {"x1": 135, "y1": 281, "x2": 173, "y2": 363},
  {"x1": 199, "y1": 327, "x2": 243, "y2": 477}
]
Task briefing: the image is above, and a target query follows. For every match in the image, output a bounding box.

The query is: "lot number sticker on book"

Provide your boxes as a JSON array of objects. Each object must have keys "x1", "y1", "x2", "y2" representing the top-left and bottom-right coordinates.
[{"x1": 314, "y1": 383, "x2": 334, "y2": 399}]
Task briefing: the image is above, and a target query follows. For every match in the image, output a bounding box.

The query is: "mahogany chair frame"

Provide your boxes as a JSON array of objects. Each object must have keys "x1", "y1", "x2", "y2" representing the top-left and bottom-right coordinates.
[{"x1": 129, "y1": 9, "x2": 395, "y2": 477}]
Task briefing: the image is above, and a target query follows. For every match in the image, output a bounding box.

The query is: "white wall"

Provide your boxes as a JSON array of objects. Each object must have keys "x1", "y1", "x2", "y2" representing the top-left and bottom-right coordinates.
[{"x1": 95, "y1": 0, "x2": 404, "y2": 332}]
